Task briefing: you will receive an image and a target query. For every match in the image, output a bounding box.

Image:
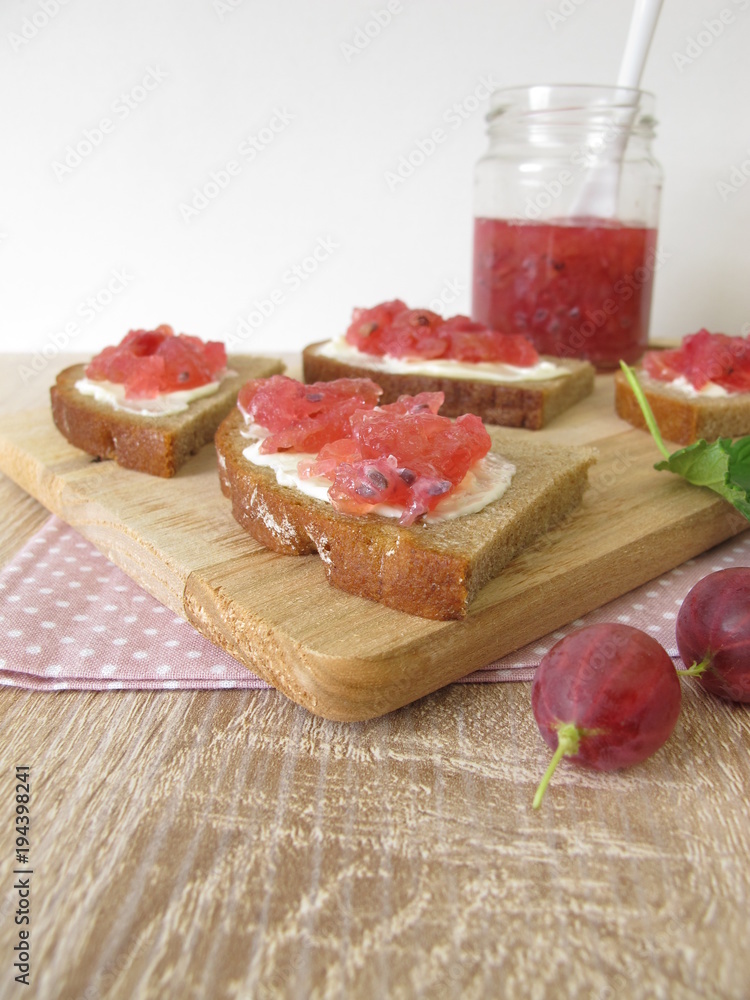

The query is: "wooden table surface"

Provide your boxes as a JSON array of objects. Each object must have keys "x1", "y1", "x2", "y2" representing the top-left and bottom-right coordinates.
[{"x1": 0, "y1": 354, "x2": 748, "y2": 1000}]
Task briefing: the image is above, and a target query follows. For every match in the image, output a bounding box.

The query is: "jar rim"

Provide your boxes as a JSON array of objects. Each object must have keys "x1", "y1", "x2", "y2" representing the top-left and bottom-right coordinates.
[{"x1": 487, "y1": 83, "x2": 656, "y2": 123}]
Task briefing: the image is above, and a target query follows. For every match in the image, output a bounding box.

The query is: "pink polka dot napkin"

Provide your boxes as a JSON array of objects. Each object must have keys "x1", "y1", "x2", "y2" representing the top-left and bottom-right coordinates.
[
  {"x1": 1, "y1": 516, "x2": 749, "y2": 691},
  {"x1": 0, "y1": 518, "x2": 266, "y2": 691}
]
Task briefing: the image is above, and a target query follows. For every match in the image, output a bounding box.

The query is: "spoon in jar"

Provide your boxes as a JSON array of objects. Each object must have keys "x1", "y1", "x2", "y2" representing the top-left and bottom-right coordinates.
[{"x1": 570, "y1": 0, "x2": 664, "y2": 219}]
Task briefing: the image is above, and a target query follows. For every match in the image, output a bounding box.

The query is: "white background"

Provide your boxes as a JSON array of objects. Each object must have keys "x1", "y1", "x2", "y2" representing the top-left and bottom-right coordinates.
[{"x1": 2, "y1": 0, "x2": 750, "y2": 379}]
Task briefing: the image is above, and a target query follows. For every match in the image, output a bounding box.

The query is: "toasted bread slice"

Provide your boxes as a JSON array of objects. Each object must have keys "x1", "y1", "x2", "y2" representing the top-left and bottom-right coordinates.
[
  {"x1": 302, "y1": 341, "x2": 594, "y2": 429},
  {"x1": 215, "y1": 407, "x2": 596, "y2": 619},
  {"x1": 614, "y1": 369, "x2": 750, "y2": 445},
  {"x1": 51, "y1": 355, "x2": 284, "y2": 477}
]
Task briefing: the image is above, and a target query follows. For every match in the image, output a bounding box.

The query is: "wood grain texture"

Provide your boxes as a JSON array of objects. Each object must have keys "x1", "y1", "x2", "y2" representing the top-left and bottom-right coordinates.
[
  {"x1": 0, "y1": 377, "x2": 746, "y2": 719},
  {"x1": 0, "y1": 474, "x2": 50, "y2": 565},
  {"x1": 0, "y1": 355, "x2": 749, "y2": 1000},
  {"x1": 0, "y1": 684, "x2": 748, "y2": 1000}
]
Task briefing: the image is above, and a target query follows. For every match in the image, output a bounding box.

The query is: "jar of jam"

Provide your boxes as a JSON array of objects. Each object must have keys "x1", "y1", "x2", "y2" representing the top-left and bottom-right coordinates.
[{"x1": 472, "y1": 85, "x2": 662, "y2": 369}]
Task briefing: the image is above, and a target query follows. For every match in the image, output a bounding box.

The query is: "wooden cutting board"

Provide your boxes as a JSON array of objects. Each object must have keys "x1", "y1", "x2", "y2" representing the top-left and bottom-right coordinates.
[{"x1": 0, "y1": 375, "x2": 746, "y2": 720}]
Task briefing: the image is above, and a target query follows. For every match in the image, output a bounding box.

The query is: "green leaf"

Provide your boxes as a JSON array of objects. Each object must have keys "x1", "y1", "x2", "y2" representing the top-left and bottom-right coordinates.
[
  {"x1": 654, "y1": 438, "x2": 731, "y2": 489},
  {"x1": 654, "y1": 440, "x2": 750, "y2": 516},
  {"x1": 727, "y1": 436, "x2": 750, "y2": 493},
  {"x1": 619, "y1": 361, "x2": 750, "y2": 522}
]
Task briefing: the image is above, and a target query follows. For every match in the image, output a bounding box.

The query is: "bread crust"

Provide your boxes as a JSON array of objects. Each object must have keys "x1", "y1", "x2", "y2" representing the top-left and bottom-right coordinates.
[
  {"x1": 50, "y1": 355, "x2": 284, "y2": 477},
  {"x1": 614, "y1": 369, "x2": 750, "y2": 444},
  {"x1": 302, "y1": 342, "x2": 594, "y2": 429},
  {"x1": 216, "y1": 407, "x2": 596, "y2": 620}
]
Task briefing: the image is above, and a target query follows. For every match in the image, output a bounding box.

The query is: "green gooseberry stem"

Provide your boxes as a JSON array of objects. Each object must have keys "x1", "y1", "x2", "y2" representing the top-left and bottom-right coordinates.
[
  {"x1": 619, "y1": 360, "x2": 671, "y2": 461},
  {"x1": 675, "y1": 655, "x2": 711, "y2": 677},
  {"x1": 533, "y1": 722, "x2": 581, "y2": 810}
]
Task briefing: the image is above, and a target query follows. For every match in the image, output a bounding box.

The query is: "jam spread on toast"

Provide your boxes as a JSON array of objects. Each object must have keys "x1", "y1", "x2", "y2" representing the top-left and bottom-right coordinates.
[{"x1": 239, "y1": 375, "x2": 508, "y2": 526}]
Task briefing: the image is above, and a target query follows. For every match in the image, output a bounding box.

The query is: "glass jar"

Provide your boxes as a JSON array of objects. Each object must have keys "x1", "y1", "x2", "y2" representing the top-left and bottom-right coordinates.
[{"x1": 471, "y1": 84, "x2": 662, "y2": 369}]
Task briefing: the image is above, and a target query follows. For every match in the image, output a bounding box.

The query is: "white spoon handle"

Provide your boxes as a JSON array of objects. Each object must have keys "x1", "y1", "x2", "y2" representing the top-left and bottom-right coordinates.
[
  {"x1": 569, "y1": 0, "x2": 664, "y2": 219},
  {"x1": 618, "y1": 0, "x2": 664, "y2": 90}
]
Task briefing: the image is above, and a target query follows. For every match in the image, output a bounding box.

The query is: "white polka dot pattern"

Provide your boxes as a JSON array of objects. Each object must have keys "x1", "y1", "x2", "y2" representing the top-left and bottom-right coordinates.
[
  {"x1": 459, "y1": 529, "x2": 750, "y2": 683},
  {"x1": 1, "y1": 517, "x2": 749, "y2": 691},
  {"x1": 0, "y1": 517, "x2": 268, "y2": 691}
]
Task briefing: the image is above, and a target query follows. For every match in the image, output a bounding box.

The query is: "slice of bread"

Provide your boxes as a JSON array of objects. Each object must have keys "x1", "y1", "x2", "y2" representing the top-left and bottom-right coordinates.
[
  {"x1": 51, "y1": 355, "x2": 284, "y2": 477},
  {"x1": 215, "y1": 407, "x2": 596, "y2": 619},
  {"x1": 614, "y1": 369, "x2": 750, "y2": 445},
  {"x1": 302, "y1": 341, "x2": 595, "y2": 429}
]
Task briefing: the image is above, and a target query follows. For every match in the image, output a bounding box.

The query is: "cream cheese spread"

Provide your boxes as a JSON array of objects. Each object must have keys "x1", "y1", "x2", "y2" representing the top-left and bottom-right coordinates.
[
  {"x1": 315, "y1": 336, "x2": 570, "y2": 383},
  {"x1": 74, "y1": 373, "x2": 230, "y2": 416},
  {"x1": 241, "y1": 433, "x2": 515, "y2": 524},
  {"x1": 663, "y1": 375, "x2": 730, "y2": 399}
]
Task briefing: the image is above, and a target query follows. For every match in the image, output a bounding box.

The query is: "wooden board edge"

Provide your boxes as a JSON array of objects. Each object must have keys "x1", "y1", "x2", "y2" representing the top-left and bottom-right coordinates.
[
  {"x1": 2, "y1": 405, "x2": 749, "y2": 721},
  {"x1": 0, "y1": 424, "x2": 190, "y2": 615},
  {"x1": 182, "y1": 501, "x2": 748, "y2": 721}
]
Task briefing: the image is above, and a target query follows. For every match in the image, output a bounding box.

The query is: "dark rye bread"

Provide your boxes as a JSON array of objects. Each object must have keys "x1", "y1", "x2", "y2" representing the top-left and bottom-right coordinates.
[
  {"x1": 215, "y1": 407, "x2": 596, "y2": 620},
  {"x1": 51, "y1": 355, "x2": 284, "y2": 477},
  {"x1": 302, "y1": 341, "x2": 595, "y2": 429},
  {"x1": 614, "y1": 369, "x2": 750, "y2": 445}
]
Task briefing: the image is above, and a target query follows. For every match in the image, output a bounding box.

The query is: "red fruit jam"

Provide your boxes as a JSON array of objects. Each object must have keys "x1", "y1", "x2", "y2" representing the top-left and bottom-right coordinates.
[
  {"x1": 345, "y1": 302, "x2": 539, "y2": 366},
  {"x1": 238, "y1": 375, "x2": 382, "y2": 455},
  {"x1": 241, "y1": 377, "x2": 492, "y2": 526},
  {"x1": 642, "y1": 329, "x2": 750, "y2": 393},
  {"x1": 326, "y1": 393, "x2": 492, "y2": 525},
  {"x1": 472, "y1": 218, "x2": 658, "y2": 370},
  {"x1": 345, "y1": 300, "x2": 408, "y2": 356},
  {"x1": 86, "y1": 325, "x2": 227, "y2": 398}
]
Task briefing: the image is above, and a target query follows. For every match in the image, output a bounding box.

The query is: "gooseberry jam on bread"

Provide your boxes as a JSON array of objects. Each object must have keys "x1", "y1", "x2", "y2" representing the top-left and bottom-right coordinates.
[
  {"x1": 216, "y1": 374, "x2": 596, "y2": 619},
  {"x1": 50, "y1": 325, "x2": 283, "y2": 476},
  {"x1": 614, "y1": 329, "x2": 750, "y2": 444},
  {"x1": 302, "y1": 302, "x2": 595, "y2": 429}
]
